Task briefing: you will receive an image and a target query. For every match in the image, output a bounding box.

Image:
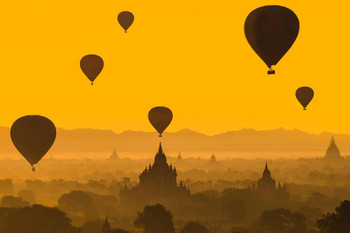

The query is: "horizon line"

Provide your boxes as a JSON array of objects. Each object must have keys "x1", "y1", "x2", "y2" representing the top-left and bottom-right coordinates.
[{"x1": 0, "y1": 125, "x2": 343, "y2": 137}]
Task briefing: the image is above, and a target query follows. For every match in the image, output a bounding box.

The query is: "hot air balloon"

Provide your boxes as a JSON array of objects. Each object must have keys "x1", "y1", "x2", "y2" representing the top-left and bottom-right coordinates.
[
  {"x1": 148, "y1": 107, "x2": 173, "y2": 137},
  {"x1": 118, "y1": 11, "x2": 134, "y2": 33},
  {"x1": 80, "y1": 55, "x2": 104, "y2": 85},
  {"x1": 10, "y1": 115, "x2": 56, "y2": 171},
  {"x1": 296, "y1": 87, "x2": 314, "y2": 110},
  {"x1": 245, "y1": 5, "x2": 299, "y2": 74}
]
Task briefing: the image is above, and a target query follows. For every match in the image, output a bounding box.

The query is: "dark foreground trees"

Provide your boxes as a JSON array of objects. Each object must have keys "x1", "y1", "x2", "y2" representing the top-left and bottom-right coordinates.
[
  {"x1": 254, "y1": 208, "x2": 307, "y2": 233},
  {"x1": 109, "y1": 229, "x2": 130, "y2": 233},
  {"x1": 317, "y1": 200, "x2": 350, "y2": 233},
  {"x1": 81, "y1": 219, "x2": 103, "y2": 233},
  {"x1": 0, "y1": 195, "x2": 29, "y2": 208},
  {"x1": 0, "y1": 204, "x2": 79, "y2": 233},
  {"x1": 58, "y1": 190, "x2": 119, "y2": 224},
  {"x1": 58, "y1": 190, "x2": 95, "y2": 221},
  {"x1": 134, "y1": 203, "x2": 175, "y2": 233},
  {"x1": 179, "y1": 221, "x2": 210, "y2": 233}
]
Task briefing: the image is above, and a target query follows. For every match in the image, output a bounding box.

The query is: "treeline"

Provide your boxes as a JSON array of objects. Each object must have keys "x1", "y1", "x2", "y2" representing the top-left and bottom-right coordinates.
[
  {"x1": 0, "y1": 178, "x2": 344, "y2": 227},
  {"x1": 0, "y1": 201, "x2": 349, "y2": 233}
]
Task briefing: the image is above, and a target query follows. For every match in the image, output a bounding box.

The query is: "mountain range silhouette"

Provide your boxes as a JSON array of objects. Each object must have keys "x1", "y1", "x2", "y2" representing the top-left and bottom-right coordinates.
[{"x1": 0, "y1": 127, "x2": 349, "y2": 159}]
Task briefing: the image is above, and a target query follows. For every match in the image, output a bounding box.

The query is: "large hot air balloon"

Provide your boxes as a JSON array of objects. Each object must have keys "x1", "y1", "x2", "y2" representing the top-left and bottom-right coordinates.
[
  {"x1": 118, "y1": 11, "x2": 134, "y2": 33},
  {"x1": 10, "y1": 115, "x2": 56, "y2": 171},
  {"x1": 245, "y1": 5, "x2": 299, "y2": 74},
  {"x1": 296, "y1": 87, "x2": 314, "y2": 110},
  {"x1": 80, "y1": 55, "x2": 104, "y2": 85},
  {"x1": 148, "y1": 107, "x2": 173, "y2": 137}
]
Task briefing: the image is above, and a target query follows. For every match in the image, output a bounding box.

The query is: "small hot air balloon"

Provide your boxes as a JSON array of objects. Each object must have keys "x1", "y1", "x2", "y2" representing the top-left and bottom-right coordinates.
[
  {"x1": 118, "y1": 11, "x2": 134, "y2": 33},
  {"x1": 245, "y1": 5, "x2": 299, "y2": 74},
  {"x1": 148, "y1": 107, "x2": 173, "y2": 137},
  {"x1": 10, "y1": 115, "x2": 56, "y2": 171},
  {"x1": 296, "y1": 87, "x2": 314, "y2": 110},
  {"x1": 80, "y1": 55, "x2": 104, "y2": 85}
]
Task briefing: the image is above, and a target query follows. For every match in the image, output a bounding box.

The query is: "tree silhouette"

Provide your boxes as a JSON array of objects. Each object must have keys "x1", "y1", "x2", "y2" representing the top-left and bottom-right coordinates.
[
  {"x1": 317, "y1": 200, "x2": 350, "y2": 233},
  {"x1": 109, "y1": 229, "x2": 130, "y2": 233},
  {"x1": 134, "y1": 203, "x2": 175, "y2": 233},
  {"x1": 179, "y1": 221, "x2": 210, "y2": 233},
  {"x1": 0, "y1": 195, "x2": 29, "y2": 208},
  {"x1": 229, "y1": 226, "x2": 252, "y2": 233},
  {"x1": 221, "y1": 198, "x2": 246, "y2": 223},
  {"x1": 254, "y1": 208, "x2": 307, "y2": 233},
  {"x1": 18, "y1": 189, "x2": 36, "y2": 204},
  {"x1": 80, "y1": 219, "x2": 103, "y2": 233},
  {"x1": 58, "y1": 190, "x2": 95, "y2": 220},
  {"x1": 0, "y1": 204, "x2": 79, "y2": 233}
]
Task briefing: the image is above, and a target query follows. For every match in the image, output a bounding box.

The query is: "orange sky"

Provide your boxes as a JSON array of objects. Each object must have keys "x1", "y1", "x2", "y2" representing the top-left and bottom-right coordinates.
[{"x1": 0, "y1": 0, "x2": 350, "y2": 135}]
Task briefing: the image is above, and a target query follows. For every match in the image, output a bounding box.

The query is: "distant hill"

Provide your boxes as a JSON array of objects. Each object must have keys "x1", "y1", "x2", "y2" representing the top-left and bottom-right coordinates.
[{"x1": 1, "y1": 127, "x2": 349, "y2": 159}]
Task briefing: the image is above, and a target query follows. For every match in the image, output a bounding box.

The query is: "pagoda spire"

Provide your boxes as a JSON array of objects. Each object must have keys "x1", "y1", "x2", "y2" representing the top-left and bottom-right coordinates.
[
  {"x1": 154, "y1": 142, "x2": 167, "y2": 165},
  {"x1": 325, "y1": 136, "x2": 343, "y2": 160},
  {"x1": 177, "y1": 153, "x2": 183, "y2": 163},
  {"x1": 109, "y1": 148, "x2": 118, "y2": 160},
  {"x1": 263, "y1": 162, "x2": 271, "y2": 178},
  {"x1": 101, "y1": 216, "x2": 111, "y2": 233},
  {"x1": 158, "y1": 142, "x2": 163, "y2": 154},
  {"x1": 257, "y1": 162, "x2": 276, "y2": 190}
]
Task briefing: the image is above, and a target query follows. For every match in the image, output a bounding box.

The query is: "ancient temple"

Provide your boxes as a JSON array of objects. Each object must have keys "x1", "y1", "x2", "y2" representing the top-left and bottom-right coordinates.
[
  {"x1": 108, "y1": 149, "x2": 119, "y2": 160},
  {"x1": 210, "y1": 153, "x2": 217, "y2": 162},
  {"x1": 324, "y1": 136, "x2": 343, "y2": 160},
  {"x1": 257, "y1": 162, "x2": 276, "y2": 190},
  {"x1": 138, "y1": 143, "x2": 177, "y2": 189},
  {"x1": 176, "y1": 153, "x2": 183, "y2": 163},
  {"x1": 206, "y1": 153, "x2": 219, "y2": 167},
  {"x1": 120, "y1": 143, "x2": 190, "y2": 208},
  {"x1": 100, "y1": 216, "x2": 111, "y2": 233}
]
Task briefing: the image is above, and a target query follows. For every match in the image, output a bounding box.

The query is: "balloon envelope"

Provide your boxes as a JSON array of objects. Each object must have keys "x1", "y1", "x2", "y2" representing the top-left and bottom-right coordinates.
[
  {"x1": 244, "y1": 5, "x2": 299, "y2": 74},
  {"x1": 80, "y1": 55, "x2": 104, "y2": 85},
  {"x1": 118, "y1": 11, "x2": 134, "y2": 32},
  {"x1": 148, "y1": 107, "x2": 173, "y2": 137},
  {"x1": 10, "y1": 115, "x2": 56, "y2": 168},
  {"x1": 296, "y1": 87, "x2": 314, "y2": 110}
]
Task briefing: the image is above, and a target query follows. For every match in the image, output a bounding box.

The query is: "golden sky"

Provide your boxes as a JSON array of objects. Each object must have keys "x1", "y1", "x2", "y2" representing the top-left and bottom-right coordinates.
[{"x1": 0, "y1": 0, "x2": 349, "y2": 135}]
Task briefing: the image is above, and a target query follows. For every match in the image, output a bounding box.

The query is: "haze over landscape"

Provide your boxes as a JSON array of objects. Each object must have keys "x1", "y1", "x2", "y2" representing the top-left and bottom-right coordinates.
[
  {"x1": 1, "y1": 0, "x2": 350, "y2": 232},
  {"x1": 0, "y1": 126, "x2": 349, "y2": 160}
]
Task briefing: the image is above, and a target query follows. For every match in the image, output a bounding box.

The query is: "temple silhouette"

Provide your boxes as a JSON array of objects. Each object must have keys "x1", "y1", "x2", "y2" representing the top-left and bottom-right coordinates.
[
  {"x1": 210, "y1": 153, "x2": 217, "y2": 163},
  {"x1": 324, "y1": 136, "x2": 344, "y2": 161},
  {"x1": 221, "y1": 162, "x2": 289, "y2": 218},
  {"x1": 176, "y1": 153, "x2": 183, "y2": 163},
  {"x1": 120, "y1": 143, "x2": 190, "y2": 209},
  {"x1": 207, "y1": 153, "x2": 219, "y2": 166},
  {"x1": 100, "y1": 216, "x2": 111, "y2": 233},
  {"x1": 257, "y1": 162, "x2": 286, "y2": 191},
  {"x1": 108, "y1": 149, "x2": 119, "y2": 160}
]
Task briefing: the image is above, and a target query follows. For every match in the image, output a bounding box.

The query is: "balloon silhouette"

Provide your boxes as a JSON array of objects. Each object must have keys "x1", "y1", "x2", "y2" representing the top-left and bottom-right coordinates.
[
  {"x1": 80, "y1": 55, "x2": 104, "y2": 85},
  {"x1": 118, "y1": 11, "x2": 134, "y2": 33},
  {"x1": 10, "y1": 115, "x2": 56, "y2": 171},
  {"x1": 245, "y1": 5, "x2": 299, "y2": 74},
  {"x1": 148, "y1": 107, "x2": 173, "y2": 137},
  {"x1": 296, "y1": 87, "x2": 314, "y2": 110}
]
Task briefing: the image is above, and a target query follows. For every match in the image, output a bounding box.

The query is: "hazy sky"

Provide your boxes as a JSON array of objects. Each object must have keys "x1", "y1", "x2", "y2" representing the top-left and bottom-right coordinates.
[{"x1": 0, "y1": 0, "x2": 349, "y2": 135}]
